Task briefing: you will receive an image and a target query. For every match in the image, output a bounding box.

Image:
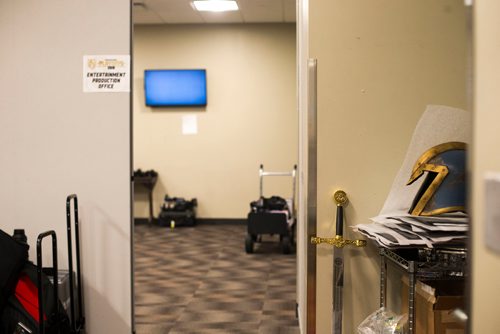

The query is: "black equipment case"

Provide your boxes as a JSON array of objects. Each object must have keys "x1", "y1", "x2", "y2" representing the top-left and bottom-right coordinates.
[{"x1": 158, "y1": 195, "x2": 197, "y2": 227}]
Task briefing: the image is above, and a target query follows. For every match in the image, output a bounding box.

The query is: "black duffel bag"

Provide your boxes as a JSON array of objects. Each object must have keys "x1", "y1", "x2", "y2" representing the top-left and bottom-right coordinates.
[
  {"x1": 250, "y1": 196, "x2": 288, "y2": 212},
  {"x1": 263, "y1": 196, "x2": 287, "y2": 211}
]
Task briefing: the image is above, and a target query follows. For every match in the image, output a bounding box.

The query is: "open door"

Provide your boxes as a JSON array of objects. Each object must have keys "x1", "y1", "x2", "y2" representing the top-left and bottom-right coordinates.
[
  {"x1": 301, "y1": 0, "x2": 470, "y2": 333},
  {"x1": 297, "y1": 0, "x2": 318, "y2": 331}
]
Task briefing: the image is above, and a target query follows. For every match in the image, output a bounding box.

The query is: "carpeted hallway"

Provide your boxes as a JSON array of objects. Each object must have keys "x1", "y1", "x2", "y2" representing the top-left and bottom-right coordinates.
[{"x1": 134, "y1": 223, "x2": 299, "y2": 334}]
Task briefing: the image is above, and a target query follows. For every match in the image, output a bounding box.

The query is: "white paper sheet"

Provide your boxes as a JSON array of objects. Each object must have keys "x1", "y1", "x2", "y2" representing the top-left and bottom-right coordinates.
[
  {"x1": 182, "y1": 115, "x2": 198, "y2": 135},
  {"x1": 354, "y1": 212, "x2": 468, "y2": 248}
]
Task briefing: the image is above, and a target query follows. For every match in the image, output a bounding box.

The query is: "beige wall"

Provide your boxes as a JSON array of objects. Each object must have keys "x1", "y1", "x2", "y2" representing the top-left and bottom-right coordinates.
[
  {"x1": 309, "y1": 0, "x2": 467, "y2": 332},
  {"x1": 0, "y1": 1, "x2": 131, "y2": 333},
  {"x1": 471, "y1": 1, "x2": 500, "y2": 332},
  {"x1": 133, "y1": 24, "x2": 297, "y2": 219}
]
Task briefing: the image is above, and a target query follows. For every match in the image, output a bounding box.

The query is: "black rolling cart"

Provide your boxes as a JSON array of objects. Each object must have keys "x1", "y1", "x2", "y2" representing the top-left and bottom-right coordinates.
[
  {"x1": 38, "y1": 195, "x2": 86, "y2": 334},
  {"x1": 64, "y1": 194, "x2": 85, "y2": 333},
  {"x1": 245, "y1": 164, "x2": 297, "y2": 254}
]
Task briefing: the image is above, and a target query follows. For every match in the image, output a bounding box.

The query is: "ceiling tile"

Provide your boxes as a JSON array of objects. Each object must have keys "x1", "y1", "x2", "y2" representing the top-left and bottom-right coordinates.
[
  {"x1": 133, "y1": 0, "x2": 296, "y2": 24},
  {"x1": 238, "y1": 0, "x2": 283, "y2": 22},
  {"x1": 199, "y1": 10, "x2": 243, "y2": 23},
  {"x1": 146, "y1": 0, "x2": 193, "y2": 11},
  {"x1": 156, "y1": 9, "x2": 205, "y2": 23},
  {"x1": 133, "y1": 4, "x2": 165, "y2": 24}
]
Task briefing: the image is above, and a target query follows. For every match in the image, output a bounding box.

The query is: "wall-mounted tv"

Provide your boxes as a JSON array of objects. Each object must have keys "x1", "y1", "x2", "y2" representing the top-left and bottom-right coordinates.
[{"x1": 144, "y1": 69, "x2": 207, "y2": 107}]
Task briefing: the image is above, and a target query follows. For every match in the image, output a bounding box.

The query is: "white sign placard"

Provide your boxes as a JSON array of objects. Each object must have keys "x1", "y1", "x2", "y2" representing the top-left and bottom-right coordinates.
[
  {"x1": 83, "y1": 55, "x2": 130, "y2": 92},
  {"x1": 182, "y1": 115, "x2": 198, "y2": 135}
]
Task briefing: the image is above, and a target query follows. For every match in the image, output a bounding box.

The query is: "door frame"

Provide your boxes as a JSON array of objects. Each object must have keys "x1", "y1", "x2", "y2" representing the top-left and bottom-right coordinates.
[
  {"x1": 297, "y1": 0, "x2": 316, "y2": 333},
  {"x1": 129, "y1": 0, "x2": 313, "y2": 332}
]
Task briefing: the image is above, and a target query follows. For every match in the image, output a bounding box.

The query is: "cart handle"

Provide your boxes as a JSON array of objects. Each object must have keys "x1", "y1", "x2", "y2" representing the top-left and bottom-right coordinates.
[
  {"x1": 37, "y1": 231, "x2": 58, "y2": 334},
  {"x1": 67, "y1": 194, "x2": 85, "y2": 331},
  {"x1": 259, "y1": 165, "x2": 297, "y2": 202}
]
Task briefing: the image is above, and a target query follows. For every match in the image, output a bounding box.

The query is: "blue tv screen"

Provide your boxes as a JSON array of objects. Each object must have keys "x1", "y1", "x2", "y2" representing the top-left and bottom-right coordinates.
[{"x1": 144, "y1": 69, "x2": 207, "y2": 107}]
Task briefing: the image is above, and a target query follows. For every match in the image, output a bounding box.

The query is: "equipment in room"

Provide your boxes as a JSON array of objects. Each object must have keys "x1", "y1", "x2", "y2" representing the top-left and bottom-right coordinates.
[
  {"x1": 158, "y1": 195, "x2": 198, "y2": 227},
  {"x1": 245, "y1": 164, "x2": 297, "y2": 254},
  {"x1": 0, "y1": 194, "x2": 85, "y2": 334},
  {"x1": 144, "y1": 69, "x2": 207, "y2": 107}
]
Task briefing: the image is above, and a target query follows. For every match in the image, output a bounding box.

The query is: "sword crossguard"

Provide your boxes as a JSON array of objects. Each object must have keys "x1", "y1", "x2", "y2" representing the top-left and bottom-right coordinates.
[{"x1": 311, "y1": 235, "x2": 367, "y2": 248}]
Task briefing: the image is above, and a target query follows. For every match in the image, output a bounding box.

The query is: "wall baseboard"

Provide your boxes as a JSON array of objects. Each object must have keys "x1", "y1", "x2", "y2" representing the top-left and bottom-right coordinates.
[
  {"x1": 134, "y1": 218, "x2": 246, "y2": 225},
  {"x1": 134, "y1": 218, "x2": 157, "y2": 225},
  {"x1": 197, "y1": 218, "x2": 246, "y2": 225}
]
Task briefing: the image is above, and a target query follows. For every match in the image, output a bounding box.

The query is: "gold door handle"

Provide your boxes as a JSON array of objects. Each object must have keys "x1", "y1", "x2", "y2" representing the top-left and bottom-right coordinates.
[{"x1": 311, "y1": 235, "x2": 367, "y2": 248}]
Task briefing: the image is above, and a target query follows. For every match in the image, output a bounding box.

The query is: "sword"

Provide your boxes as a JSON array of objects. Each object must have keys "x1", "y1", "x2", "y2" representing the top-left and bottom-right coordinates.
[
  {"x1": 333, "y1": 190, "x2": 347, "y2": 334},
  {"x1": 310, "y1": 190, "x2": 366, "y2": 334}
]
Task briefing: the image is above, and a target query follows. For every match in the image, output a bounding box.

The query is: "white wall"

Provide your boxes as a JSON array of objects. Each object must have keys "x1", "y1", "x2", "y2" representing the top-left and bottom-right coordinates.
[
  {"x1": 133, "y1": 24, "x2": 297, "y2": 219},
  {"x1": 471, "y1": 1, "x2": 500, "y2": 332},
  {"x1": 0, "y1": 1, "x2": 131, "y2": 333},
  {"x1": 308, "y1": 0, "x2": 467, "y2": 332}
]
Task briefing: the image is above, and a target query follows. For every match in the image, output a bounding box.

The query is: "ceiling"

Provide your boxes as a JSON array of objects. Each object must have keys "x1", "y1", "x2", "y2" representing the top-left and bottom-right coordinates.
[{"x1": 133, "y1": 0, "x2": 296, "y2": 25}]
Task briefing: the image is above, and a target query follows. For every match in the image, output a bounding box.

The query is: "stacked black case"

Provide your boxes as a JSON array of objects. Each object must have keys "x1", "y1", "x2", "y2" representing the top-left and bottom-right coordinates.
[{"x1": 158, "y1": 196, "x2": 197, "y2": 227}]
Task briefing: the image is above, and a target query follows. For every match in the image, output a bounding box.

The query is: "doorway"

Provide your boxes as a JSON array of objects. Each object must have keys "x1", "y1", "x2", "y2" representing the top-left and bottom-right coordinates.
[{"x1": 130, "y1": 3, "x2": 300, "y2": 333}]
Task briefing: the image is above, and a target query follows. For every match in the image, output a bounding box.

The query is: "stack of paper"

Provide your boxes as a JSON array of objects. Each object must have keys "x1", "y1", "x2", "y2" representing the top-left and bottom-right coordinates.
[{"x1": 353, "y1": 211, "x2": 468, "y2": 248}]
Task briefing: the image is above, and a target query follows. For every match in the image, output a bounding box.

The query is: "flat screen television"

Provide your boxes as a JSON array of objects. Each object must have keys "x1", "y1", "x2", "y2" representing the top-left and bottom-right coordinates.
[{"x1": 144, "y1": 69, "x2": 207, "y2": 107}]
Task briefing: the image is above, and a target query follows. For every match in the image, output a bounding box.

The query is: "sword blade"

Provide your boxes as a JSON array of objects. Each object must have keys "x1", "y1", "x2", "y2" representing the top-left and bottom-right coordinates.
[
  {"x1": 332, "y1": 193, "x2": 346, "y2": 334},
  {"x1": 333, "y1": 247, "x2": 344, "y2": 334}
]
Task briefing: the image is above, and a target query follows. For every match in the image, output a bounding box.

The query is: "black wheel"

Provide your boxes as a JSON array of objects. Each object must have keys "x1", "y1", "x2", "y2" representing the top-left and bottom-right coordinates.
[
  {"x1": 282, "y1": 236, "x2": 292, "y2": 254},
  {"x1": 245, "y1": 234, "x2": 254, "y2": 254}
]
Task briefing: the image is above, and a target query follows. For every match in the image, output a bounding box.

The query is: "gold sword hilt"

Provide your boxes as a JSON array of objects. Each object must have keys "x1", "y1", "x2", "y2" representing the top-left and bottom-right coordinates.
[
  {"x1": 333, "y1": 190, "x2": 348, "y2": 207},
  {"x1": 311, "y1": 235, "x2": 367, "y2": 248},
  {"x1": 311, "y1": 189, "x2": 367, "y2": 248}
]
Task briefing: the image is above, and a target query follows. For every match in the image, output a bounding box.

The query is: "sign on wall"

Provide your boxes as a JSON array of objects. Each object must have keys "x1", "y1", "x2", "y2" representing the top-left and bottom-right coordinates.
[
  {"x1": 83, "y1": 55, "x2": 130, "y2": 92},
  {"x1": 182, "y1": 115, "x2": 198, "y2": 135}
]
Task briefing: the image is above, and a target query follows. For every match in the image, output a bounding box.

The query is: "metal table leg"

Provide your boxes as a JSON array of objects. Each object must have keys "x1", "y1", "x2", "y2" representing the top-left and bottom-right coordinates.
[
  {"x1": 408, "y1": 260, "x2": 416, "y2": 334},
  {"x1": 148, "y1": 187, "x2": 154, "y2": 226},
  {"x1": 380, "y1": 248, "x2": 387, "y2": 308}
]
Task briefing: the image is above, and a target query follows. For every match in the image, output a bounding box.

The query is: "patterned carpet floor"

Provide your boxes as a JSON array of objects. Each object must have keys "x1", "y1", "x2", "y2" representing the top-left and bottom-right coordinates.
[{"x1": 134, "y1": 223, "x2": 299, "y2": 334}]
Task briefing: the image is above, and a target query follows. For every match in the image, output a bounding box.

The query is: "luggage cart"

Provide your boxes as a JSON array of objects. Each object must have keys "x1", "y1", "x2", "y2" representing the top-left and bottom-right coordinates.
[{"x1": 245, "y1": 164, "x2": 297, "y2": 254}]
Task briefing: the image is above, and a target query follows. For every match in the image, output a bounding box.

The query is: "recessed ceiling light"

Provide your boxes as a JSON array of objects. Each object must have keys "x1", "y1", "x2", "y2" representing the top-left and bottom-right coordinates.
[{"x1": 193, "y1": 0, "x2": 239, "y2": 12}]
